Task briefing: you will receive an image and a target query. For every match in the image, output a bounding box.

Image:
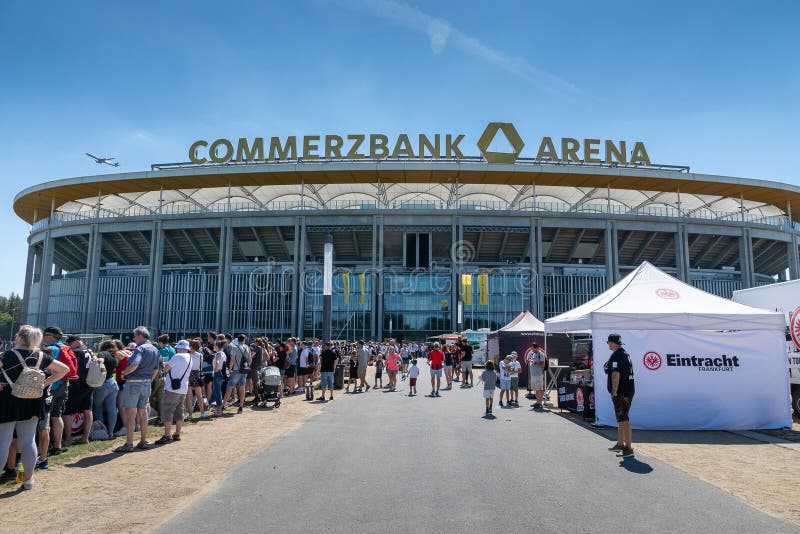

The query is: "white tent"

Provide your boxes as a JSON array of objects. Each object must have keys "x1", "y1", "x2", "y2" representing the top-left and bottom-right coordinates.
[
  {"x1": 545, "y1": 261, "x2": 791, "y2": 430},
  {"x1": 497, "y1": 311, "x2": 546, "y2": 332}
]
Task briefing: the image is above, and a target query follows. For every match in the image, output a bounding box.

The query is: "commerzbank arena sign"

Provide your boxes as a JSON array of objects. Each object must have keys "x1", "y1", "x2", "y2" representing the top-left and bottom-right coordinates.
[{"x1": 188, "y1": 122, "x2": 651, "y2": 166}]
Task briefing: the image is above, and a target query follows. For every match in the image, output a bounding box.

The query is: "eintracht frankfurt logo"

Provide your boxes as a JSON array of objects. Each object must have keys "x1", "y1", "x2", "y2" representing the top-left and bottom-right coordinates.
[
  {"x1": 790, "y1": 307, "x2": 800, "y2": 351},
  {"x1": 656, "y1": 288, "x2": 680, "y2": 299},
  {"x1": 643, "y1": 351, "x2": 662, "y2": 371}
]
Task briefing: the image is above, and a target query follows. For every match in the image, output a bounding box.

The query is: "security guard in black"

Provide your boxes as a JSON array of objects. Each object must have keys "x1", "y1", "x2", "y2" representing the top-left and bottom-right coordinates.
[{"x1": 606, "y1": 347, "x2": 635, "y2": 398}]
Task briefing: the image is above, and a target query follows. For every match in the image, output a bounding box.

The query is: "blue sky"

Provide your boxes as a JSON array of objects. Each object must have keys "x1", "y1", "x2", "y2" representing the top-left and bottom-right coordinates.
[{"x1": 0, "y1": 0, "x2": 798, "y2": 295}]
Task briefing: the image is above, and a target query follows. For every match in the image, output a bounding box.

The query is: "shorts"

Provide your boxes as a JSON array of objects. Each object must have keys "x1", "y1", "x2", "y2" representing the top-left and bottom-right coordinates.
[
  {"x1": 357, "y1": 366, "x2": 367, "y2": 380},
  {"x1": 320, "y1": 372, "x2": 334, "y2": 389},
  {"x1": 188, "y1": 370, "x2": 202, "y2": 388},
  {"x1": 160, "y1": 390, "x2": 186, "y2": 423},
  {"x1": 279, "y1": 368, "x2": 286, "y2": 378},
  {"x1": 120, "y1": 380, "x2": 152, "y2": 410},
  {"x1": 409, "y1": 378, "x2": 417, "y2": 386},
  {"x1": 228, "y1": 371, "x2": 247, "y2": 388},
  {"x1": 529, "y1": 371, "x2": 545, "y2": 390},
  {"x1": 150, "y1": 376, "x2": 165, "y2": 410},
  {"x1": 613, "y1": 395, "x2": 633, "y2": 423},
  {"x1": 51, "y1": 385, "x2": 68, "y2": 418},
  {"x1": 430, "y1": 369, "x2": 443, "y2": 378},
  {"x1": 401, "y1": 357, "x2": 410, "y2": 364},
  {"x1": 249, "y1": 368, "x2": 260, "y2": 385},
  {"x1": 298, "y1": 367, "x2": 309, "y2": 376},
  {"x1": 499, "y1": 378, "x2": 510, "y2": 391},
  {"x1": 461, "y1": 361, "x2": 473, "y2": 372},
  {"x1": 65, "y1": 384, "x2": 94, "y2": 415},
  {"x1": 375, "y1": 371, "x2": 383, "y2": 379},
  {"x1": 482, "y1": 389, "x2": 495, "y2": 399},
  {"x1": 202, "y1": 373, "x2": 214, "y2": 386},
  {"x1": 443, "y1": 364, "x2": 452, "y2": 370},
  {"x1": 285, "y1": 365, "x2": 296, "y2": 378},
  {"x1": 510, "y1": 377, "x2": 519, "y2": 391}
]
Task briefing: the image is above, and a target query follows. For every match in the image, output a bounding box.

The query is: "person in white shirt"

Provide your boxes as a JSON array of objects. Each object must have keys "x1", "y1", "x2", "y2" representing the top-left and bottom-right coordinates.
[
  {"x1": 407, "y1": 359, "x2": 420, "y2": 396},
  {"x1": 184, "y1": 339, "x2": 208, "y2": 420},
  {"x1": 157, "y1": 340, "x2": 192, "y2": 444},
  {"x1": 508, "y1": 351, "x2": 522, "y2": 406},
  {"x1": 498, "y1": 354, "x2": 512, "y2": 407}
]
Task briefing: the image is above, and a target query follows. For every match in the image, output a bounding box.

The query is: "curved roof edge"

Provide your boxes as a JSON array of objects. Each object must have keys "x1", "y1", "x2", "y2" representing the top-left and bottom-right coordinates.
[{"x1": 13, "y1": 160, "x2": 800, "y2": 224}]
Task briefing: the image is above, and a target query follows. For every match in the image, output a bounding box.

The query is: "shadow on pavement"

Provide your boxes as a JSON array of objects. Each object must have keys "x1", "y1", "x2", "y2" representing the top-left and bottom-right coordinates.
[
  {"x1": 65, "y1": 451, "x2": 122, "y2": 468},
  {"x1": 552, "y1": 410, "x2": 781, "y2": 446},
  {"x1": 618, "y1": 456, "x2": 653, "y2": 474}
]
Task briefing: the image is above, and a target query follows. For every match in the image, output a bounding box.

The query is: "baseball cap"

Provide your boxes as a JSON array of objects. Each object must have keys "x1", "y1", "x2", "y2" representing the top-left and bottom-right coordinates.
[
  {"x1": 176, "y1": 339, "x2": 190, "y2": 350},
  {"x1": 607, "y1": 334, "x2": 623, "y2": 345},
  {"x1": 504, "y1": 353, "x2": 513, "y2": 359},
  {"x1": 306, "y1": 341, "x2": 313, "y2": 346},
  {"x1": 65, "y1": 334, "x2": 81, "y2": 344},
  {"x1": 511, "y1": 351, "x2": 518, "y2": 357},
  {"x1": 44, "y1": 326, "x2": 63, "y2": 338}
]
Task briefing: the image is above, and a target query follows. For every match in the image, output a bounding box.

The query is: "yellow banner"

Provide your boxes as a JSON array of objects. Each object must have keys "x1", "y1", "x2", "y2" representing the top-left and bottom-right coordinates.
[
  {"x1": 342, "y1": 273, "x2": 350, "y2": 304},
  {"x1": 358, "y1": 273, "x2": 365, "y2": 305},
  {"x1": 478, "y1": 273, "x2": 489, "y2": 305},
  {"x1": 461, "y1": 273, "x2": 473, "y2": 306}
]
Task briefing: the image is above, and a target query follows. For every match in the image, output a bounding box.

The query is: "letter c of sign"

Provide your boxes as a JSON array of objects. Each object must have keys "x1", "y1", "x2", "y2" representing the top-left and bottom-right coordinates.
[{"x1": 189, "y1": 140, "x2": 208, "y2": 164}]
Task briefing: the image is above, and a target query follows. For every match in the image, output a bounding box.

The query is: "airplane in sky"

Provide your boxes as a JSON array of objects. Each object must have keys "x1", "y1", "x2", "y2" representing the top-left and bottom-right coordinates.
[{"x1": 86, "y1": 153, "x2": 120, "y2": 167}]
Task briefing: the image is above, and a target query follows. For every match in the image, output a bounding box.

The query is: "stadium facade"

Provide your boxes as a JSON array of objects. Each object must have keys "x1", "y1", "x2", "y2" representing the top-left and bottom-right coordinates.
[{"x1": 13, "y1": 124, "x2": 800, "y2": 340}]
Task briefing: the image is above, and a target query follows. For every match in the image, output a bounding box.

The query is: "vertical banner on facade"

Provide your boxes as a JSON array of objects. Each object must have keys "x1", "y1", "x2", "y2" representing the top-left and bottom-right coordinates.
[
  {"x1": 592, "y1": 329, "x2": 791, "y2": 430},
  {"x1": 477, "y1": 273, "x2": 489, "y2": 306},
  {"x1": 342, "y1": 273, "x2": 349, "y2": 304},
  {"x1": 462, "y1": 274, "x2": 473, "y2": 305},
  {"x1": 358, "y1": 273, "x2": 365, "y2": 305}
]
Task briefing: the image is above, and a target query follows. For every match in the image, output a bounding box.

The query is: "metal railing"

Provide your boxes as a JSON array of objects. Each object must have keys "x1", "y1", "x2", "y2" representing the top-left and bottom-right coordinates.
[{"x1": 31, "y1": 199, "x2": 796, "y2": 232}]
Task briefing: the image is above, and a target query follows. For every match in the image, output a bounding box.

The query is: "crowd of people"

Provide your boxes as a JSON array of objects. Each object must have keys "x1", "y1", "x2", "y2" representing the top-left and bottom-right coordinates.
[{"x1": 2, "y1": 320, "x2": 588, "y2": 491}]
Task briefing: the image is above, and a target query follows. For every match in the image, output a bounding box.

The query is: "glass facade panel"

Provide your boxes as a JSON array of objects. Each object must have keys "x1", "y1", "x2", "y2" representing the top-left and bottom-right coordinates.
[
  {"x1": 230, "y1": 270, "x2": 293, "y2": 338},
  {"x1": 542, "y1": 274, "x2": 606, "y2": 318},
  {"x1": 304, "y1": 269, "x2": 373, "y2": 341},
  {"x1": 383, "y1": 271, "x2": 452, "y2": 340},
  {"x1": 161, "y1": 272, "x2": 218, "y2": 336},
  {"x1": 461, "y1": 270, "x2": 532, "y2": 331}
]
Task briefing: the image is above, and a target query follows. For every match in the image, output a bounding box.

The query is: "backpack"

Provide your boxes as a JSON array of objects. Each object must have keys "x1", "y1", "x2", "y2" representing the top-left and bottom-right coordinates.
[
  {"x1": 85, "y1": 356, "x2": 106, "y2": 388},
  {"x1": 1, "y1": 350, "x2": 46, "y2": 399},
  {"x1": 89, "y1": 420, "x2": 109, "y2": 441},
  {"x1": 56, "y1": 344, "x2": 79, "y2": 381}
]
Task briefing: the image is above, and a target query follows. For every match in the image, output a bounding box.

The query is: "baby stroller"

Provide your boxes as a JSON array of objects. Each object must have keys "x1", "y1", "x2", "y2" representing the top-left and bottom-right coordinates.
[{"x1": 256, "y1": 366, "x2": 282, "y2": 408}]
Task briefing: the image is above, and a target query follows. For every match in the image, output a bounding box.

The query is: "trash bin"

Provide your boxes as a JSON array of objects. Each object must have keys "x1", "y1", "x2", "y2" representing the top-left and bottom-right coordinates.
[{"x1": 334, "y1": 364, "x2": 345, "y2": 390}]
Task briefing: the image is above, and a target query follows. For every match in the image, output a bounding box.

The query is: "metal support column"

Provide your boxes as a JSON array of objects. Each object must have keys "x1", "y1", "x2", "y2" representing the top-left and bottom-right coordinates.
[
  {"x1": 528, "y1": 218, "x2": 537, "y2": 316},
  {"x1": 739, "y1": 228, "x2": 755, "y2": 288},
  {"x1": 219, "y1": 220, "x2": 233, "y2": 334},
  {"x1": 604, "y1": 221, "x2": 615, "y2": 287},
  {"x1": 789, "y1": 236, "x2": 800, "y2": 280},
  {"x1": 450, "y1": 217, "x2": 458, "y2": 333},
  {"x1": 370, "y1": 216, "x2": 377, "y2": 339},
  {"x1": 376, "y1": 215, "x2": 385, "y2": 341},
  {"x1": 297, "y1": 216, "x2": 307, "y2": 338},
  {"x1": 535, "y1": 221, "x2": 544, "y2": 318},
  {"x1": 214, "y1": 221, "x2": 227, "y2": 332},
  {"x1": 82, "y1": 225, "x2": 102, "y2": 333},
  {"x1": 291, "y1": 218, "x2": 301, "y2": 335},
  {"x1": 21, "y1": 241, "x2": 35, "y2": 325},
  {"x1": 148, "y1": 221, "x2": 164, "y2": 332},
  {"x1": 37, "y1": 231, "x2": 54, "y2": 327},
  {"x1": 675, "y1": 224, "x2": 690, "y2": 282}
]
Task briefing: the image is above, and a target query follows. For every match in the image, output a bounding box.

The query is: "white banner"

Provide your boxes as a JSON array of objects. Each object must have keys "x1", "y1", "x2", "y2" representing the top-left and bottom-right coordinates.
[{"x1": 592, "y1": 329, "x2": 792, "y2": 430}]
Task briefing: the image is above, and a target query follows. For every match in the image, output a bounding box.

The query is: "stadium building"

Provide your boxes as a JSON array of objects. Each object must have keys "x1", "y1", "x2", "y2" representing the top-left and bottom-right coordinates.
[{"x1": 13, "y1": 125, "x2": 800, "y2": 340}]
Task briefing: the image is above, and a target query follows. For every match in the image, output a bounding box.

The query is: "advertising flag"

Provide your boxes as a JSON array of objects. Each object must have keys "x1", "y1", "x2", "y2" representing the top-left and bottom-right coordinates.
[
  {"x1": 358, "y1": 273, "x2": 365, "y2": 305},
  {"x1": 342, "y1": 272, "x2": 350, "y2": 304},
  {"x1": 478, "y1": 273, "x2": 489, "y2": 305},
  {"x1": 462, "y1": 274, "x2": 473, "y2": 305}
]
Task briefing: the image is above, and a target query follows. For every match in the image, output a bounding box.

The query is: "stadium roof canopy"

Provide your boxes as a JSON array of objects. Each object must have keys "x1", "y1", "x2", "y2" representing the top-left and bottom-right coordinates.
[{"x1": 13, "y1": 160, "x2": 800, "y2": 223}]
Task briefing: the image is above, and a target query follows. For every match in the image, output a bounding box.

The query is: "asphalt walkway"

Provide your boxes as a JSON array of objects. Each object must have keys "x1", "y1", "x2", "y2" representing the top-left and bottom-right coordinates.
[{"x1": 160, "y1": 376, "x2": 797, "y2": 533}]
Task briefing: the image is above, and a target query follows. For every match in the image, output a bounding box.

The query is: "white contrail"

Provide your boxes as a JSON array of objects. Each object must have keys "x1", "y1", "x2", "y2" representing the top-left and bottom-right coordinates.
[{"x1": 338, "y1": 0, "x2": 583, "y2": 96}]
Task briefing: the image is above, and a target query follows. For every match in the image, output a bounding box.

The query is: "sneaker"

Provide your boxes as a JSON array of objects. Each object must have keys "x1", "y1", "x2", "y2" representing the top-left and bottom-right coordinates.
[
  {"x1": 35, "y1": 458, "x2": 48, "y2": 471},
  {"x1": 533, "y1": 402, "x2": 543, "y2": 410},
  {"x1": 431, "y1": 390, "x2": 436, "y2": 397},
  {"x1": 617, "y1": 447, "x2": 634, "y2": 458},
  {"x1": 608, "y1": 443, "x2": 624, "y2": 452},
  {"x1": 366, "y1": 385, "x2": 371, "y2": 392},
  {"x1": 200, "y1": 413, "x2": 210, "y2": 419},
  {"x1": 499, "y1": 401, "x2": 504, "y2": 407},
  {"x1": 237, "y1": 407, "x2": 243, "y2": 414},
  {"x1": 21, "y1": 478, "x2": 34, "y2": 490}
]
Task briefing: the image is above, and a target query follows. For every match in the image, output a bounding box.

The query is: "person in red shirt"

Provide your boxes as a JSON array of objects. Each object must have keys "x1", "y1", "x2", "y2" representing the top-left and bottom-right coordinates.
[{"x1": 427, "y1": 342, "x2": 444, "y2": 397}]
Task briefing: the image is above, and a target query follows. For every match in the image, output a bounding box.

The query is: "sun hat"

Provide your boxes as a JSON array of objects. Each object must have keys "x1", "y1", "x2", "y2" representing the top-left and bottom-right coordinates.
[{"x1": 175, "y1": 339, "x2": 190, "y2": 350}]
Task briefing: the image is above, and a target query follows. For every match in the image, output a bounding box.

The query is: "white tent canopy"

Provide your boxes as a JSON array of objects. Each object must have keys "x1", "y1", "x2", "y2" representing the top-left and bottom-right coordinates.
[
  {"x1": 545, "y1": 261, "x2": 785, "y2": 332},
  {"x1": 544, "y1": 262, "x2": 791, "y2": 430},
  {"x1": 497, "y1": 311, "x2": 545, "y2": 332}
]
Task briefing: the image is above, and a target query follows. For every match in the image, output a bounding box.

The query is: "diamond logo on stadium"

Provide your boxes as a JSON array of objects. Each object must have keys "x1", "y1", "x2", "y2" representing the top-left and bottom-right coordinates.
[{"x1": 477, "y1": 122, "x2": 525, "y2": 164}]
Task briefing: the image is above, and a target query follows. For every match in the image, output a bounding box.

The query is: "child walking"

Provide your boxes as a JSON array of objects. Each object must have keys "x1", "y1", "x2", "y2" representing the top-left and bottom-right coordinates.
[
  {"x1": 374, "y1": 355, "x2": 384, "y2": 389},
  {"x1": 408, "y1": 359, "x2": 420, "y2": 396},
  {"x1": 346, "y1": 356, "x2": 359, "y2": 393},
  {"x1": 478, "y1": 360, "x2": 497, "y2": 415}
]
